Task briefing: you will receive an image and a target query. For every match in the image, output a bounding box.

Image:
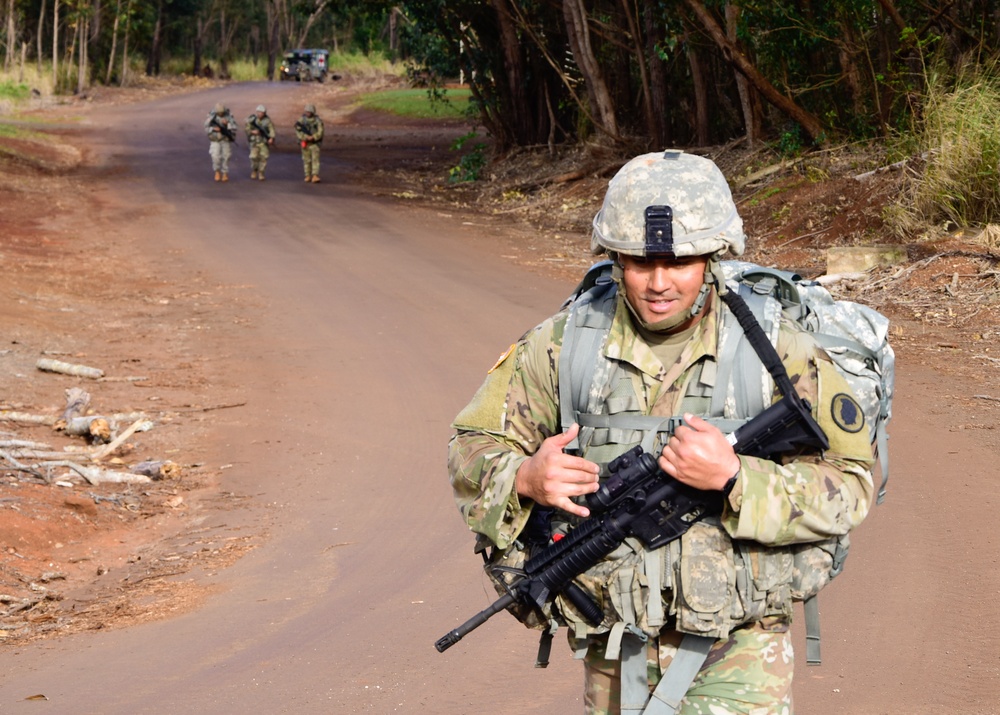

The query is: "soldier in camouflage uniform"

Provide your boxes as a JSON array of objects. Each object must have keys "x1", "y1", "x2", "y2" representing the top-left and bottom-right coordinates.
[
  {"x1": 245, "y1": 104, "x2": 276, "y2": 181},
  {"x1": 447, "y1": 151, "x2": 875, "y2": 714},
  {"x1": 295, "y1": 103, "x2": 324, "y2": 183},
  {"x1": 204, "y1": 102, "x2": 237, "y2": 182}
]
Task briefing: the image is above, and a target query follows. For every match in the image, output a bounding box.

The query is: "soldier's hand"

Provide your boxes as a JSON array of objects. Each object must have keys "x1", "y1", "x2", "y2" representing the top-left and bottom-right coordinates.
[
  {"x1": 515, "y1": 423, "x2": 600, "y2": 518},
  {"x1": 658, "y1": 413, "x2": 740, "y2": 491}
]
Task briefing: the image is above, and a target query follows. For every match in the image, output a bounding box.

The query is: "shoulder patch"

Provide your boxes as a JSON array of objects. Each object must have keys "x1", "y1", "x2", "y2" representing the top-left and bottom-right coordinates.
[
  {"x1": 830, "y1": 393, "x2": 865, "y2": 433},
  {"x1": 489, "y1": 343, "x2": 516, "y2": 374}
]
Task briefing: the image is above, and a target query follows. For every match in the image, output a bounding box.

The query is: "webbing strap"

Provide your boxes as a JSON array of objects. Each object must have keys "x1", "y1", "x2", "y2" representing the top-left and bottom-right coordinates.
[
  {"x1": 804, "y1": 595, "x2": 822, "y2": 665},
  {"x1": 559, "y1": 282, "x2": 617, "y2": 452},
  {"x1": 711, "y1": 285, "x2": 775, "y2": 419},
  {"x1": 643, "y1": 634, "x2": 715, "y2": 714},
  {"x1": 874, "y1": 418, "x2": 889, "y2": 504},
  {"x1": 620, "y1": 629, "x2": 652, "y2": 715}
]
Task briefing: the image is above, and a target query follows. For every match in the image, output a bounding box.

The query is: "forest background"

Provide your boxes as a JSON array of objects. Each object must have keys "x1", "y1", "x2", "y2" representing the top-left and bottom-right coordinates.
[{"x1": 2, "y1": 0, "x2": 1000, "y2": 236}]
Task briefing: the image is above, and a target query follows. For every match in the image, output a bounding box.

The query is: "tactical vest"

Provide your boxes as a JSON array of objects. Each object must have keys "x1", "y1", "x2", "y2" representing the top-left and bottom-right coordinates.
[{"x1": 538, "y1": 265, "x2": 846, "y2": 657}]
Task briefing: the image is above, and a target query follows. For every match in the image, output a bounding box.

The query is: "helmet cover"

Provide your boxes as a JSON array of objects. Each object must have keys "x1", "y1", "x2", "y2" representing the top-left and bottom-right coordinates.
[{"x1": 591, "y1": 151, "x2": 745, "y2": 258}]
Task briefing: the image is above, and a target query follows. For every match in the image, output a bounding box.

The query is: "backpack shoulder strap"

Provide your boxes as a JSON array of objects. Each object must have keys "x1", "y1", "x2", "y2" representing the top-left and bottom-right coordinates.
[{"x1": 559, "y1": 263, "x2": 617, "y2": 453}]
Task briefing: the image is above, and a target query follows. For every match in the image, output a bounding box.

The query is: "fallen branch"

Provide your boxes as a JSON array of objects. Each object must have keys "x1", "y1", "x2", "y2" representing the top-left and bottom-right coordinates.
[
  {"x1": 41, "y1": 460, "x2": 152, "y2": 485},
  {"x1": 36, "y1": 358, "x2": 104, "y2": 380},
  {"x1": 0, "y1": 439, "x2": 52, "y2": 450},
  {"x1": 0, "y1": 450, "x2": 45, "y2": 478},
  {"x1": 0, "y1": 411, "x2": 56, "y2": 426},
  {"x1": 973, "y1": 394, "x2": 1000, "y2": 402},
  {"x1": 90, "y1": 417, "x2": 153, "y2": 461}
]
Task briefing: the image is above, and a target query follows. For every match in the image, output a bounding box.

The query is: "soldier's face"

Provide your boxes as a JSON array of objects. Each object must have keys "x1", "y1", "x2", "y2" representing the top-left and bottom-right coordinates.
[{"x1": 620, "y1": 254, "x2": 709, "y2": 329}]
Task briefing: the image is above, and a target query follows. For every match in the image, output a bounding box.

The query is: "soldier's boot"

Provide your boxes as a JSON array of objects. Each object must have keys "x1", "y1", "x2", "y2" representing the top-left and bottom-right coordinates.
[
  {"x1": 214, "y1": 171, "x2": 221, "y2": 182},
  {"x1": 250, "y1": 170, "x2": 258, "y2": 180},
  {"x1": 221, "y1": 173, "x2": 229, "y2": 182},
  {"x1": 304, "y1": 175, "x2": 312, "y2": 182},
  {"x1": 258, "y1": 173, "x2": 265, "y2": 181},
  {"x1": 311, "y1": 175, "x2": 321, "y2": 183}
]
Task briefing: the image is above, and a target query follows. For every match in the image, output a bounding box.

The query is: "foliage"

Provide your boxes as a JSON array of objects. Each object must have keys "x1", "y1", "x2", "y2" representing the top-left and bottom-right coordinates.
[
  {"x1": 889, "y1": 54, "x2": 1000, "y2": 230},
  {"x1": 448, "y1": 129, "x2": 487, "y2": 182},
  {"x1": 0, "y1": 81, "x2": 31, "y2": 103}
]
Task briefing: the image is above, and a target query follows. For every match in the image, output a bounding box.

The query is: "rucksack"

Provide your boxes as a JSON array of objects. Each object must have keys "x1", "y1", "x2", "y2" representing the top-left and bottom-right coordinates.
[
  {"x1": 561, "y1": 259, "x2": 895, "y2": 502},
  {"x1": 721, "y1": 260, "x2": 895, "y2": 503}
]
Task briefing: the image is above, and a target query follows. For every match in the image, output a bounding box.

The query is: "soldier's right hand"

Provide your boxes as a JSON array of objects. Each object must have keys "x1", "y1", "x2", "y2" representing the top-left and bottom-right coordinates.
[{"x1": 514, "y1": 423, "x2": 600, "y2": 518}]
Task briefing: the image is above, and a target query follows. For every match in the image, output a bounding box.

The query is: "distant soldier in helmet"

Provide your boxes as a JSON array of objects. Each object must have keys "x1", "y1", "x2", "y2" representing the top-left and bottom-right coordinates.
[
  {"x1": 447, "y1": 151, "x2": 875, "y2": 713},
  {"x1": 204, "y1": 101, "x2": 237, "y2": 182},
  {"x1": 245, "y1": 104, "x2": 276, "y2": 181},
  {"x1": 295, "y1": 103, "x2": 325, "y2": 183}
]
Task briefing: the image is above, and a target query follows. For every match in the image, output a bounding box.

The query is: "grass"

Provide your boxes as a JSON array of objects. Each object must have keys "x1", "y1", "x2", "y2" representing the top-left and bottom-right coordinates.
[
  {"x1": 356, "y1": 88, "x2": 472, "y2": 119},
  {"x1": 889, "y1": 54, "x2": 1000, "y2": 232}
]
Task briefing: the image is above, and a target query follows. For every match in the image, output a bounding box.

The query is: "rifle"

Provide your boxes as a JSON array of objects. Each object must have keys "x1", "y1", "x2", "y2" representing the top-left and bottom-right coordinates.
[
  {"x1": 249, "y1": 116, "x2": 272, "y2": 146},
  {"x1": 434, "y1": 388, "x2": 828, "y2": 654},
  {"x1": 210, "y1": 115, "x2": 237, "y2": 145}
]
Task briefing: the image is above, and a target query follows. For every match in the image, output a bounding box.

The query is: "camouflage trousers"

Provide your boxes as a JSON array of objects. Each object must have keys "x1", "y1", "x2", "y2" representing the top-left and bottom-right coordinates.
[
  {"x1": 249, "y1": 142, "x2": 270, "y2": 174},
  {"x1": 300, "y1": 144, "x2": 321, "y2": 178},
  {"x1": 582, "y1": 620, "x2": 793, "y2": 715},
  {"x1": 209, "y1": 140, "x2": 232, "y2": 174}
]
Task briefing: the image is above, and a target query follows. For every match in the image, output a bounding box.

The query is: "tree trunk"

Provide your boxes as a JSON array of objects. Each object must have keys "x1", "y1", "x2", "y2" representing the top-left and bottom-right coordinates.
[
  {"x1": 36, "y1": 0, "x2": 45, "y2": 76},
  {"x1": 492, "y1": 0, "x2": 532, "y2": 147},
  {"x1": 643, "y1": 0, "x2": 669, "y2": 147},
  {"x1": 619, "y1": 0, "x2": 657, "y2": 144},
  {"x1": 562, "y1": 0, "x2": 619, "y2": 140},
  {"x1": 120, "y1": 0, "x2": 131, "y2": 86},
  {"x1": 685, "y1": 32, "x2": 709, "y2": 146},
  {"x1": 683, "y1": 0, "x2": 828, "y2": 145},
  {"x1": 145, "y1": 0, "x2": 162, "y2": 76},
  {"x1": 266, "y1": 1, "x2": 278, "y2": 81},
  {"x1": 726, "y1": 2, "x2": 759, "y2": 147},
  {"x1": 4, "y1": 0, "x2": 15, "y2": 72},
  {"x1": 106, "y1": 0, "x2": 120, "y2": 85},
  {"x1": 52, "y1": 0, "x2": 59, "y2": 90},
  {"x1": 76, "y1": 16, "x2": 86, "y2": 94}
]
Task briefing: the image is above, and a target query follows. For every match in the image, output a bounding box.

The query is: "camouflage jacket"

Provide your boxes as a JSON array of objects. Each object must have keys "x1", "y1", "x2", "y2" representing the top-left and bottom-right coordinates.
[
  {"x1": 448, "y1": 288, "x2": 875, "y2": 637},
  {"x1": 295, "y1": 114, "x2": 324, "y2": 144},
  {"x1": 204, "y1": 111, "x2": 237, "y2": 142},
  {"x1": 244, "y1": 114, "x2": 275, "y2": 145}
]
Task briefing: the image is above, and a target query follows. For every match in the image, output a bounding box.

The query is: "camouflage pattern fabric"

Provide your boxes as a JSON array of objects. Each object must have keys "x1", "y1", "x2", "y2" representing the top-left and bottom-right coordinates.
[
  {"x1": 448, "y1": 285, "x2": 875, "y2": 708},
  {"x1": 204, "y1": 109, "x2": 236, "y2": 175},
  {"x1": 295, "y1": 114, "x2": 324, "y2": 178},
  {"x1": 583, "y1": 621, "x2": 793, "y2": 715},
  {"x1": 245, "y1": 114, "x2": 276, "y2": 175},
  {"x1": 208, "y1": 140, "x2": 231, "y2": 174},
  {"x1": 591, "y1": 152, "x2": 746, "y2": 259}
]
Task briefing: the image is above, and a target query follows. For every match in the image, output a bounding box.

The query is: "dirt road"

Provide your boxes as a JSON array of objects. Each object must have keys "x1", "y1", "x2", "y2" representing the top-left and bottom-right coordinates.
[{"x1": 1, "y1": 81, "x2": 999, "y2": 714}]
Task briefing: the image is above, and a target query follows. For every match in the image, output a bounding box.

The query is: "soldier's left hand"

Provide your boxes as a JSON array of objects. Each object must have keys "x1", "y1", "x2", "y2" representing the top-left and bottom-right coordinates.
[{"x1": 657, "y1": 413, "x2": 740, "y2": 491}]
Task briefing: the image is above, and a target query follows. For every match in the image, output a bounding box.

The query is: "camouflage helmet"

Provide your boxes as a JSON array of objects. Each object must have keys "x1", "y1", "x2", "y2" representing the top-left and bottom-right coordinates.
[
  {"x1": 591, "y1": 151, "x2": 745, "y2": 259},
  {"x1": 255, "y1": 104, "x2": 267, "y2": 113},
  {"x1": 213, "y1": 102, "x2": 226, "y2": 114},
  {"x1": 304, "y1": 103, "x2": 316, "y2": 114}
]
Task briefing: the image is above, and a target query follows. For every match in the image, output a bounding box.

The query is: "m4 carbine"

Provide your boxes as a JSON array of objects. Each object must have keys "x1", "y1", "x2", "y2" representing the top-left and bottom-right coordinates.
[
  {"x1": 434, "y1": 387, "x2": 828, "y2": 654},
  {"x1": 210, "y1": 115, "x2": 237, "y2": 144}
]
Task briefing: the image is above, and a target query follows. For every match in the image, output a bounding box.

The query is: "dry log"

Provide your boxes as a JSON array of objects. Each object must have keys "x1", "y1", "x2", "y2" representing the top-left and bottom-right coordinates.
[
  {"x1": 41, "y1": 460, "x2": 152, "y2": 485},
  {"x1": 36, "y1": 358, "x2": 104, "y2": 380},
  {"x1": 61, "y1": 387, "x2": 90, "y2": 422},
  {"x1": 61, "y1": 416, "x2": 112, "y2": 442}
]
